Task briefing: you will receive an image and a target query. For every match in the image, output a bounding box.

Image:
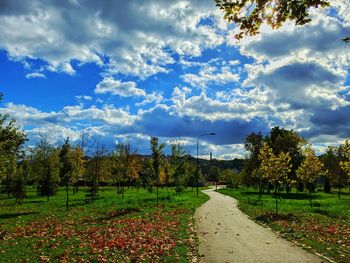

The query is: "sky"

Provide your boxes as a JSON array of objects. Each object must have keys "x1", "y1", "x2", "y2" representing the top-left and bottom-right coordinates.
[{"x1": 0, "y1": 0, "x2": 350, "y2": 159}]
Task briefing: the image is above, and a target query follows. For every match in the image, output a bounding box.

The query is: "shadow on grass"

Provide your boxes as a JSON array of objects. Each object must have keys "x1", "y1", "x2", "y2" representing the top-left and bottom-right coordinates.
[
  {"x1": 24, "y1": 200, "x2": 45, "y2": 204},
  {"x1": 0, "y1": 212, "x2": 38, "y2": 219},
  {"x1": 240, "y1": 191, "x2": 322, "y2": 201},
  {"x1": 82, "y1": 208, "x2": 140, "y2": 223},
  {"x1": 256, "y1": 213, "x2": 299, "y2": 223}
]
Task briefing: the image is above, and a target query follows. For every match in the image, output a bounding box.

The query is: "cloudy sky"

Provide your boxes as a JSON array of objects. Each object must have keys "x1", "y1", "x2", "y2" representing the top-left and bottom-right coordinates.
[{"x1": 0, "y1": 0, "x2": 350, "y2": 158}]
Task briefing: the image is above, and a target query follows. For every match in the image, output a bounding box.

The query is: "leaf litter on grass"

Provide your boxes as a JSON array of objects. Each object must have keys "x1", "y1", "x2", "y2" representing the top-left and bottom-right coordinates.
[{"x1": 2, "y1": 208, "x2": 188, "y2": 262}]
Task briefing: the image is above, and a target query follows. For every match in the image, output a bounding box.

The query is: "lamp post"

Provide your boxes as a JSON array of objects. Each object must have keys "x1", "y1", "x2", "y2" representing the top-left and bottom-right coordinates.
[{"x1": 196, "y1": 132, "x2": 216, "y2": 196}]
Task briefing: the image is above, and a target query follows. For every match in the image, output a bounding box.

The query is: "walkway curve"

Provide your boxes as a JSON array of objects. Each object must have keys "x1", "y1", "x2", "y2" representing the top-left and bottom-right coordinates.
[{"x1": 195, "y1": 187, "x2": 324, "y2": 263}]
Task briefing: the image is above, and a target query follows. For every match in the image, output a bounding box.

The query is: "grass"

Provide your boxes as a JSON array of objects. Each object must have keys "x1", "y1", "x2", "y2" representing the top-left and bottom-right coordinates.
[
  {"x1": 218, "y1": 187, "x2": 350, "y2": 263},
  {"x1": 0, "y1": 186, "x2": 209, "y2": 262}
]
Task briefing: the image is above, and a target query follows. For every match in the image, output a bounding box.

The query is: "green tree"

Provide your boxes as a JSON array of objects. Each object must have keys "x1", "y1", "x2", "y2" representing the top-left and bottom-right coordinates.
[
  {"x1": 11, "y1": 164, "x2": 26, "y2": 204},
  {"x1": 340, "y1": 140, "x2": 350, "y2": 191},
  {"x1": 150, "y1": 137, "x2": 165, "y2": 206},
  {"x1": 297, "y1": 146, "x2": 326, "y2": 207},
  {"x1": 59, "y1": 138, "x2": 85, "y2": 209},
  {"x1": 243, "y1": 132, "x2": 263, "y2": 186},
  {"x1": 59, "y1": 138, "x2": 73, "y2": 209},
  {"x1": 322, "y1": 146, "x2": 339, "y2": 196},
  {"x1": 170, "y1": 143, "x2": 188, "y2": 193},
  {"x1": 215, "y1": 0, "x2": 330, "y2": 39},
  {"x1": 322, "y1": 145, "x2": 348, "y2": 198},
  {"x1": 0, "y1": 94, "x2": 27, "y2": 196},
  {"x1": 33, "y1": 136, "x2": 60, "y2": 201},
  {"x1": 258, "y1": 141, "x2": 292, "y2": 214},
  {"x1": 85, "y1": 138, "x2": 107, "y2": 203}
]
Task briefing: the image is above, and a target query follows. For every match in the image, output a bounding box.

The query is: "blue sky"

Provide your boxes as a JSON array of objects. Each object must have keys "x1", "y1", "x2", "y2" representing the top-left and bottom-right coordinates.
[{"x1": 0, "y1": 0, "x2": 350, "y2": 158}]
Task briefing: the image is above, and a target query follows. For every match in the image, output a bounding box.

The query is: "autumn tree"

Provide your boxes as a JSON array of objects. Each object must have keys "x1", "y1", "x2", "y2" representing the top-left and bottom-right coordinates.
[
  {"x1": 297, "y1": 146, "x2": 326, "y2": 207},
  {"x1": 266, "y1": 127, "x2": 305, "y2": 193},
  {"x1": 71, "y1": 146, "x2": 85, "y2": 194},
  {"x1": 33, "y1": 135, "x2": 60, "y2": 201},
  {"x1": 150, "y1": 137, "x2": 165, "y2": 206},
  {"x1": 161, "y1": 158, "x2": 172, "y2": 191},
  {"x1": 113, "y1": 143, "x2": 140, "y2": 198},
  {"x1": 258, "y1": 141, "x2": 292, "y2": 214},
  {"x1": 215, "y1": 0, "x2": 330, "y2": 39}
]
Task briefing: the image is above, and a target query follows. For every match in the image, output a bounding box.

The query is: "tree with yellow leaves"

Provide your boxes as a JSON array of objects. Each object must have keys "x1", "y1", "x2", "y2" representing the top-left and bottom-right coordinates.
[
  {"x1": 71, "y1": 146, "x2": 85, "y2": 195},
  {"x1": 297, "y1": 146, "x2": 326, "y2": 207},
  {"x1": 113, "y1": 143, "x2": 140, "y2": 198},
  {"x1": 258, "y1": 141, "x2": 292, "y2": 214}
]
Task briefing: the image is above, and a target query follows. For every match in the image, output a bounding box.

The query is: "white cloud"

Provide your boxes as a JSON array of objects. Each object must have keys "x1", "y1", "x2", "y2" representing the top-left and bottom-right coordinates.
[
  {"x1": 135, "y1": 91, "x2": 163, "y2": 106},
  {"x1": 181, "y1": 62, "x2": 240, "y2": 88},
  {"x1": 0, "y1": 0, "x2": 225, "y2": 79},
  {"x1": 25, "y1": 72, "x2": 46, "y2": 79},
  {"x1": 95, "y1": 77, "x2": 146, "y2": 97},
  {"x1": 75, "y1": 95, "x2": 93, "y2": 101}
]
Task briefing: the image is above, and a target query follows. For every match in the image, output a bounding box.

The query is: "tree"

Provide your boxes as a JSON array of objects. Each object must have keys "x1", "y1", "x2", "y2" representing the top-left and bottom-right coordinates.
[
  {"x1": 297, "y1": 146, "x2": 326, "y2": 207},
  {"x1": 258, "y1": 141, "x2": 292, "y2": 214},
  {"x1": 85, "y1": 137, "x2": 107, "y2": 203},
  {"x1": 243, "y1": 132, "x2": 263, "y2": 186},
  {"x1": 150, "y1": 137, "x2": 165, "y2": 206},
  {"x1": 215, "y1": 0, "x2": 330, "y2": 39},
  {"x1": 11, "y1": 164, "x2": 26, "y2": 204},
  {"x1": 33, "y1": 135, "x2": 60, "y2": 201},
  {"x1": 113, "y1": 143, "x2": 140, "y2": 198},
  {"x1": 266, "y1": 127, "x2": 305, "y2": 193},
  {"x1": 0, "y1": 94, "x2": 27, "y2": 196},
  {"x1": 71, "y1": 146, "x2": 85, "y2": 194},
  {"x1": 170, "y1": 143, "x2": 188, "y2": 193},
  {"x1": 59, "y1": 138, "x2": 73, "y2": 209},
  {"x1": 59, "y1": 138, "x2": 85, "y2": 209},
  {"x1": 321, "y1": 146, "x2": 339, "y2": 196},
  {"x1": 339, "y1": 140, "x2": 350, "y2": 191},
  {"x1": 322, "y1": 145, "x2": 348, "y2": 198}
]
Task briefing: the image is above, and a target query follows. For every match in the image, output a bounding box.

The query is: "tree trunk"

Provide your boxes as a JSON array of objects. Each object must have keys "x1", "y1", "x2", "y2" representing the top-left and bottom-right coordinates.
[
  {"x1": 338, "y1": 174, "x2": 341, "y2": 199},
  {"x1": 309, "y1": 190, "x2": 312, "y2": 208},
  {"x1": 66, "y1": 183, "x2": 69, "y2": 210},
  {"x1": 156, "y1": 182, "x2": 159, "y2": 207},
  {"x1": 275, "y1": 183, "x2": 278, "y2": 215}
]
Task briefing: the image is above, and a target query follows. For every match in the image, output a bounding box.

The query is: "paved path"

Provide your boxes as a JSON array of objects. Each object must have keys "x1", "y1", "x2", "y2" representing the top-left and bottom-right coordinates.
[{"x1": 195, "y1": 187, "x2": 324, "y2": 263}]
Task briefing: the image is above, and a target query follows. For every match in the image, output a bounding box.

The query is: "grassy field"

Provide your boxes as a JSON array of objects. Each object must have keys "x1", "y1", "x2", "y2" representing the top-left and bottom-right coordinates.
[
  {"x1": 218, "y1": 187, "x2": 350, "y2": 263},
  {"x1": 0, "y1": 186, "x2": 208, "y2": 262}
]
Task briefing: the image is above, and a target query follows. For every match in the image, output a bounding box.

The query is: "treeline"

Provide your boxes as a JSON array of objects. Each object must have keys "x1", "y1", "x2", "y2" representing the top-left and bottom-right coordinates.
[
  {"x1": 1, "y1": 134, "x2": 202, "y2": 208},
  {"x1": 229, "y1": 127, "x2": 350, "y2": 213}
]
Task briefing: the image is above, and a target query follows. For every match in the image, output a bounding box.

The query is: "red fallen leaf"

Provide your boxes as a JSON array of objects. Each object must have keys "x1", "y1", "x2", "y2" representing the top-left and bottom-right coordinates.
[{"x1": 326, "y1": 226, "x2": 337, "y2": 234}]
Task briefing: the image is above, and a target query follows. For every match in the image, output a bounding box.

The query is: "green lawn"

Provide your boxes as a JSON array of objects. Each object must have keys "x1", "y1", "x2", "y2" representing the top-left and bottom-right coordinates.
[
  {"x1": 218, "y1": 187, "x2": 350, "y2": 263},
  {"x1": 0, "y1": 186, "x2": 208, "y2": 262}
]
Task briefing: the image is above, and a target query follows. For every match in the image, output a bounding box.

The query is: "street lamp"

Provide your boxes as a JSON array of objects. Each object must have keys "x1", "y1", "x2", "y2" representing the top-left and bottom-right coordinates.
[{"x1": 197, "y1": 132, "x2": 216, "y2": 196}]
